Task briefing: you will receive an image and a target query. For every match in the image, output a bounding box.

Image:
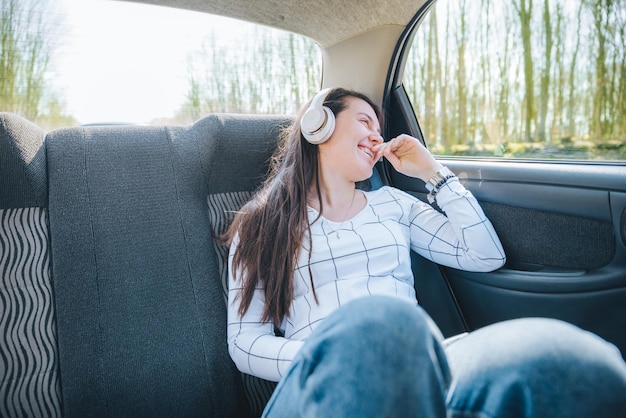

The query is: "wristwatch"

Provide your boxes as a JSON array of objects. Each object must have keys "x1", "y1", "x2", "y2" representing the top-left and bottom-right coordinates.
[{"x1": 425, "y1": 166, "x2": 455, "y2": 203}]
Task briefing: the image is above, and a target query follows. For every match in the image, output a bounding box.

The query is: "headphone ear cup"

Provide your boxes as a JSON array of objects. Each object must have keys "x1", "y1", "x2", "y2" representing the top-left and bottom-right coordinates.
[
  {"x1": 302, "y1": 106, "x2": 335, "y2": 144},
  {"x1": 301, "y1": 88, "x2": 335, "y2": 144}
]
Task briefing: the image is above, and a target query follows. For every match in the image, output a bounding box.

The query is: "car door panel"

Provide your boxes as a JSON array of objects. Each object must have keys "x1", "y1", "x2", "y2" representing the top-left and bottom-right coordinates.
[{"x1": 387, "y1": 158, "x2": 626, "y2": 357}]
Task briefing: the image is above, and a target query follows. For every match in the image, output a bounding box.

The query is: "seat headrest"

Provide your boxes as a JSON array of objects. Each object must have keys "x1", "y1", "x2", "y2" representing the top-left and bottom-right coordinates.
[
  {"x1": 191, "y1": 113, "x2": 292, "y2": 194},
  {"x1": 0, "y1": 113, "x2": 47, "y2": 208}
]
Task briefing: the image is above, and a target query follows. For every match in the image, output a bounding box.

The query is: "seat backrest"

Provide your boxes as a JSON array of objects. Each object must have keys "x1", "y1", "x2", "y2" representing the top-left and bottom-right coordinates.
[
  {"x1": 0, "y1": 113, "x2": 62, "y2": 417},
  {"x1": 45, "y1": 119, "x2": 272, "y2": 417},
  {"x1": 201, "y1": 114, "x2": 290, "y2": 417},
  {"x1": 44, "y1": 114, "x2": 292, "y2": 417},
  {"x1": 3, "y1": 111, "x2": 384, "y2": 417}
]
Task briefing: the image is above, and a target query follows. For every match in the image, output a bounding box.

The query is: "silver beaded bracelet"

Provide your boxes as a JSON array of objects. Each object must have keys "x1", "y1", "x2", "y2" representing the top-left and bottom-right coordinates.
[{"x1": 425, "y1": 166, "x2": 455, "y2": 203}]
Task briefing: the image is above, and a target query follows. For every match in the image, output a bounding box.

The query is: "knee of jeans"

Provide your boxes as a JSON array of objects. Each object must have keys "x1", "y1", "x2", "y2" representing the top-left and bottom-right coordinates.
[
  {"x1": 511, "y1": 318, "x2": 621, "y2": 361},
  {"x1": 297, "y1": 296, "x2": 452, "y2": 393},
  {"x1": 526, "y1": 318, "x2": 625, "y2": 372},
  {"x1": 448, "y1": 318, "x2": 626, "y2": 414},
  {"x1": 321, "y1": 295, "x2": 442, "y2": 346},
  {"x1": 457, "y1": 318, "x2": 626, "y2": 381}
]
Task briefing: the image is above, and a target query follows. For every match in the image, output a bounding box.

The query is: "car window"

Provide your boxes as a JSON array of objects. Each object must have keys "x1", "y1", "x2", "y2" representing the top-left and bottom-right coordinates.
[
  {"x1": 0, "y1": 0, "x2": 321, "y2": 129},
  {"x1": 404, "y1": 0, "x2": 625, "y2": 161}
]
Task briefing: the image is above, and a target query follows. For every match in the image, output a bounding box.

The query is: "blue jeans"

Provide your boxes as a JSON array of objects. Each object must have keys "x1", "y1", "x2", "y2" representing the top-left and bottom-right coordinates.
[{"x1": 262, "y1": 296, "x2": 626, "y2": 417}]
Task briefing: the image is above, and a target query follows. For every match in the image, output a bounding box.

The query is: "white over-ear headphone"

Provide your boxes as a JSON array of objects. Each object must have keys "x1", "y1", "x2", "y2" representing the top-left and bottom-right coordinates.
[{"x1": 301, "y1": 88, "x2": 335, "y2": 144}]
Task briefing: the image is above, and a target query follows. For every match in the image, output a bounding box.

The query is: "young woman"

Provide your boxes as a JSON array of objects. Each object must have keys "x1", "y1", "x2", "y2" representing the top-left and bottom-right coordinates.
[{"x1": 227, "y1": 88, "x2": 626, "y2": 417}]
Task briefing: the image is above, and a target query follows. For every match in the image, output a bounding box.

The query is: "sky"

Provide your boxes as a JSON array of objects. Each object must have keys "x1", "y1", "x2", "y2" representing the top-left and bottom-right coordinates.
[{"x1": 48, "y1": 0, "x2": 247, "y2": 124}]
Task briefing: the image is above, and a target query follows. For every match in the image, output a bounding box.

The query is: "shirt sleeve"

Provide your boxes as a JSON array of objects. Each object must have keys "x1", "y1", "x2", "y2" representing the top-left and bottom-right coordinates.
[
  {"x1": 406, "y1": 178, "x2": 506, "y2": 272},
  {"x1": 227, "y1": 235, "x2": 305, "y2": 382}
]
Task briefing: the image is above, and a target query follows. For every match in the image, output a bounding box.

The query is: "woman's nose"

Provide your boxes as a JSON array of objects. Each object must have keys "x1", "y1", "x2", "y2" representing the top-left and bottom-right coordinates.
[{"x1": 369, "y1": 134, "x2": 383, "y2": 145}]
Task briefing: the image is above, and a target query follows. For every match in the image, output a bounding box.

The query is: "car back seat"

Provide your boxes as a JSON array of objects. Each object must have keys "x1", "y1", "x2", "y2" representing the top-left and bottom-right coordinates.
[
  {"x1": 0, "y1": 113, "x2": 62, "y2": 417},
  {"x1": 44, "y1": 114, "x2": 290, "y2": 417},
  {"x1": 2, "y1": 112, "x2": 383, "y2": 417}
]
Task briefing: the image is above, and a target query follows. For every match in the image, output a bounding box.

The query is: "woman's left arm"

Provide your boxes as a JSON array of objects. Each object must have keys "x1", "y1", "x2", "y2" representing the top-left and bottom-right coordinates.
[
  {"x1": 374, "y1": 135, "x2": 505, "y2": 272},
  {"x1": 405, "y1": 179, "x2": 506, "y2": 272}
]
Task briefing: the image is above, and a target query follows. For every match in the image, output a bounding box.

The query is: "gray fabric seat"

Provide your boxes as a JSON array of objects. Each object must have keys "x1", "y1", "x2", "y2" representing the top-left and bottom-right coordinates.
[
  {"x1": 203, "y1": 115, "x2": 291, "y2": 417},
  {"x1": 0, "y1": 113, "x2": 62, "y2": 417},
  {"x1": 2, "y1": 112, "x2": 381, "y2": 417},
  {"x1": 45, "y1": 119, "x2": 268, "y2": 417}
]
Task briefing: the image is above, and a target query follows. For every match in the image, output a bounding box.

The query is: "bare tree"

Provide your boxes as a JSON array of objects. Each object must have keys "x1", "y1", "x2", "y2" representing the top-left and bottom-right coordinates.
[
  {"x1": 586, "y1": 0, "x2": 611, "y2": 139},
  {"x1": 566, "y1": 2, "x2": 584, "y2": 138},
  {"x1": 550, "y1": 3, "x2": 565, "y2": 142},
  {"x1": 615, "y1": 0, "x2": 626, "y2": 138},
  {"x1": 1, "y1": 0, "x2": 52, "y2": 120},
  {"x1": 455, "y1": 0, "x2": 469, "y2": 145},
  {"x1": 424, "y1": 7, "x2": 438, "y2": 143},
  {"x1": 537, "y1": 0, "x2": 552, "y2": 142},
  {"x1": 437, "y1": 9, "x2": 450, "y2": 150},
  {"x1": 513, "y1": 0, "x2": 535, "y2": 142},
  {"x1": 181, "y1": 26, "x2": 320, "y2": 118},
  {"x1": 496, "y1": 5, "x2": 516, "y2": 142}
]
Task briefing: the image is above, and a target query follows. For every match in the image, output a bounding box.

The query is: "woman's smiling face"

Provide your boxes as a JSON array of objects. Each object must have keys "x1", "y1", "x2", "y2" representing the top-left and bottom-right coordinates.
[{"x1": 318, "y1": 96, "x2": 383, "y2": 182}]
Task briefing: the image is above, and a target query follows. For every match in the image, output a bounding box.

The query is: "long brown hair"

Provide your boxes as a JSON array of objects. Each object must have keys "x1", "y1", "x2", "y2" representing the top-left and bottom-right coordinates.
[{"x1": 228, "y1": 88, "x2": 383, "y2": 325}]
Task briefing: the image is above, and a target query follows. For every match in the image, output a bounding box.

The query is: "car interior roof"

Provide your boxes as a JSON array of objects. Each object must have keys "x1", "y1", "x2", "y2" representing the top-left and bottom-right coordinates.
[{"x1": 124, "y1": 0, "x2": 428, "y2": 47}]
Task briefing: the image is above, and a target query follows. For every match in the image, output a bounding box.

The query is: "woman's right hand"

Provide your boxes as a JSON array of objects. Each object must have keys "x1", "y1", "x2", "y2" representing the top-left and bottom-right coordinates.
[{"x1": 373, "y1": 134, "x2": 442, "y2": 182}]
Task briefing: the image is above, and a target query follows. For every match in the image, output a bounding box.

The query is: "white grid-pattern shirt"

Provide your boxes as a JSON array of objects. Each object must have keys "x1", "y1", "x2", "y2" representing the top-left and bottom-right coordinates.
[{"x1": 228, "y1": 179, "x2": 505, "y2": 382}]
